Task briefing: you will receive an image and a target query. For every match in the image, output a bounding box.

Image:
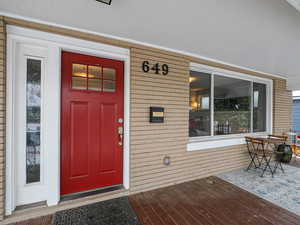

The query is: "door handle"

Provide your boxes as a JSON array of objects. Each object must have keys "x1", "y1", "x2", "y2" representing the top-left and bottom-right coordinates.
[{"x1": 118, "y1": 126, "x2": 123, "y2": 146}]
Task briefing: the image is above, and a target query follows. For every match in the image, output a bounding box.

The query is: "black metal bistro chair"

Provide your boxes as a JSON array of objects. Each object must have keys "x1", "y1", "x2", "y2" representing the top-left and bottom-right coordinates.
[
  {"x1": 267, "y1": 135, "x2": 288, "y2": 174},
  {"x1": 245, "y1": 137, "x2": 274, "y2": 177},
  {"x1": 245, "y1": 137, "x2": 262, "y2": 171}
]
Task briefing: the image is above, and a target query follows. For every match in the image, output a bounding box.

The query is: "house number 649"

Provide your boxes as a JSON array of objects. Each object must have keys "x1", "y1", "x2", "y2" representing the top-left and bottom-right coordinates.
[{"x1": 142, "y1": 61, "x2": 169, "y2": 75}]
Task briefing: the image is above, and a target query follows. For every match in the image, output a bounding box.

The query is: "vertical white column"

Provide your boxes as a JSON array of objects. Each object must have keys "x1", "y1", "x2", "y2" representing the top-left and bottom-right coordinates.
[{"x1": 45, "y1": 45, "x2": 61, "y2": 206}]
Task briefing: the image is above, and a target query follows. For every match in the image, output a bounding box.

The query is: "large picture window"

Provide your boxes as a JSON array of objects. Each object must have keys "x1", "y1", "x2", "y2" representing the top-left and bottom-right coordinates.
[{"x1": 189, "y1": 69, "x2": 269, "y2": 138}]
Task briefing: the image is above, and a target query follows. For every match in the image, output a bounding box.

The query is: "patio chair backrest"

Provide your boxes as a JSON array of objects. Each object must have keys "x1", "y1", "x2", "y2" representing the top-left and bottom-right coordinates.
[
  {"x1": 268, "y1": 134, "x2": 288, "y2": 142},
  {"x1": 245, "y1": 137, "x2": 264, "y2": 153}
]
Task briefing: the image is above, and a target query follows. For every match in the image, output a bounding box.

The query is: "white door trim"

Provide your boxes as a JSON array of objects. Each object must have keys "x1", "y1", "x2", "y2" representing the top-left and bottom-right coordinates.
[
  {"x1": 5, "y1": 25, "x2": 131, "y2": 216},
  {"x1": 15, "y1": 44, "x2": 48, "y2": 206}
]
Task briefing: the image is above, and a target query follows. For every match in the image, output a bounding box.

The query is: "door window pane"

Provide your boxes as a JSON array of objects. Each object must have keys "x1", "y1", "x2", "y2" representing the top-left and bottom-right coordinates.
[
  {"x1": 73, "y1": 64, "x2": 87, "y2": 77},
  {"x1": 253, "y1": 82, "x2": 267, "y2": 132},
  {"x1": 103, "y1": 68, "x2": 116, "y2": 80},
  {"x1": 189, "y1": 71, "x2": 211, "y2": 137},
  {"x1": 214, "y1": 76, "x2": 251, "y2": 135},
  {"x1": 88, "y1": 79, "x2": 102, "y2": 91},
  {"x1": 72, "y1": 64, "x2": 88, "y2": 90},
  {"x1": 72, "y1": 77, "x2": 87, "y2": 90},
  {"x1": 88, "y1": 65, "x2": 102, "y2": 79},
  {"x1": 26, "y1": 58, "x2": 41, "y2": 184},
  {"x1": 103, "y1": 80, "x2": 116, "y2": 92}
]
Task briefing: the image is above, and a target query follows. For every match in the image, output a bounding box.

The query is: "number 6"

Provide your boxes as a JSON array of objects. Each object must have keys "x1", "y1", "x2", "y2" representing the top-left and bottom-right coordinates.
[{"x1": 142, "y1": 61, "x2": 150, "y2": 73}]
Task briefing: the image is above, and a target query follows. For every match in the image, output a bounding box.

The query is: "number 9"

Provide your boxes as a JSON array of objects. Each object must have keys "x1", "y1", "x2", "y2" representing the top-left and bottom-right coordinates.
[{"x1": 162, "y1": 64, "x2": 169, "y2": 75}]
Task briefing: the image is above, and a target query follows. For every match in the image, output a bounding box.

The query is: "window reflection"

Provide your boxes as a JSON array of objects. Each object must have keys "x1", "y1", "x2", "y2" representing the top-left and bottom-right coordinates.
[
  {"x1": 103, "y1": 68, "x2": 116, "y2": 80},
  {"x1": 103, "y1": 80, "x2": 116, "y2": 92},
  {"x1": 189, "y1": 71, "x2": 211, "y2": 137},
  {"x1": 88, "y1": 65, "x2": 101, "y2": 79},
  {"x1": 88, "y1": 79, "x2": 102, "y2": 91},
  {"x1": 72, "y1": 77, "x2": 87, "y2": 90},
  {"x1": 26, "y1": 58, "x2": 41, "y2": 184},
  {"x1": 214, "y1": 76, "x2": 251, "y2": 135},
  {"x1": 253, "y1": 82, "x2": 266, "y2": 132},
  {"x1": 72, "y1": 64, "x2": 87, "y2": 77}
]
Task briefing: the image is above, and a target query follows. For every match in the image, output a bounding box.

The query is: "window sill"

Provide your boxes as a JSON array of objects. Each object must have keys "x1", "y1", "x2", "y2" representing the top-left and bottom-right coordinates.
[{"x1": 187, "y1": 133, "x2": 268, "y2": 152}]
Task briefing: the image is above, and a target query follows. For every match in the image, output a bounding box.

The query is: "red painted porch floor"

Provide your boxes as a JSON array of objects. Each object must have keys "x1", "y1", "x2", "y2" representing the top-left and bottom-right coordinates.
[
  {"x1": 7, "y1": 175, "x2": 300, "y2": 225},
  {"x1": 130, "y1": 177, "x2": 300, "y2": 225}
]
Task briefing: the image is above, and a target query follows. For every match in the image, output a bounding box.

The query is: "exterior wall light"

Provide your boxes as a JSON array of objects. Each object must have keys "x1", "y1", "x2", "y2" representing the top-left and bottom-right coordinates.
[{"x1": 96, "y1": 0, "x2": 112, "y2": 5}]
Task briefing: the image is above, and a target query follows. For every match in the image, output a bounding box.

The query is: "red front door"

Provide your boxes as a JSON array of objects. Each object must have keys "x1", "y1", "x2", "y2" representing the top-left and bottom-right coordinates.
[{"x1": 61, "y1": 52, "x2": 124, "y2": 195}]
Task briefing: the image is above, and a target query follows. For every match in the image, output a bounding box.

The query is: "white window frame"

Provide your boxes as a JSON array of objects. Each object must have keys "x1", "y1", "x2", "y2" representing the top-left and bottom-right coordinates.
[{"x1": 188, "y1": 63, "x2": 273, "y2": 151}]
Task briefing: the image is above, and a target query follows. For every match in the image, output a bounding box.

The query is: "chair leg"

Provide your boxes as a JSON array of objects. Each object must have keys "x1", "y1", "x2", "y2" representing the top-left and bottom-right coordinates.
[
  {"x1": 273, "y1": 161, "x2": 279, "y2": 174},
  {"x1": 261, "y1": 158, "x2": 268, "y2": 178},
  {"x1": 253, "y1": 156, "x2": 258, "y2": 168},
  {"x1": 257, "y1": 157, "x2": 263, "y2": 168},
  {"x1": 246, "y1": 155, "x2": 256, "y2": 171},
  {"x1": 267, "y1": 157, "x2": 274, "y2": 178},
  {"x1": 261, "y1": 156, "x2": 273, "y2": 178},
  {"x1": 246, "y1": 161, "x2": 252, "y2": 171},
  {"x1": 279, "y1": 162, "x2": 284, "y2": 173}
]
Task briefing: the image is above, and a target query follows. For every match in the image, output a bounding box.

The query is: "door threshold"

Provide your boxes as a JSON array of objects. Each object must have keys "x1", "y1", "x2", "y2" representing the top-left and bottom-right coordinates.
[
  {"x1": 15, "y1": 201, "x2": 47, "y2": 212},
  {"x1": 61, "y1": 185, "x2": 123, "y2": 202}
]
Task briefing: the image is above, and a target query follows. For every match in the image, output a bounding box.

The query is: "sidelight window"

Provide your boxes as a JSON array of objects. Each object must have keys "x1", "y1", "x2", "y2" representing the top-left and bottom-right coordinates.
[{"x1": 26, "y1": 58, "x2": 42, "y2": 183}]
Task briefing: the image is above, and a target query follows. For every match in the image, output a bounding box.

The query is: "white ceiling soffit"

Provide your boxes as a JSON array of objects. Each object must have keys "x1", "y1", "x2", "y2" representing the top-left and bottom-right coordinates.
[{"x1": 286, "y1": 0, "x2": 300, "y2": 11}]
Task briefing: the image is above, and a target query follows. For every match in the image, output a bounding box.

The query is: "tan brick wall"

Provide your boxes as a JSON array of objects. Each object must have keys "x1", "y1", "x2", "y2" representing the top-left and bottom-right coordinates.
[
  {"x1": 0, "y1": 17, "x2": 293, "y2": 220},
  {"x1": 273, "y1": 79, "x2": 293, "y2": 135},
  {"x1": 0, "y1": 16, "x2": 6, "y2": 221}
]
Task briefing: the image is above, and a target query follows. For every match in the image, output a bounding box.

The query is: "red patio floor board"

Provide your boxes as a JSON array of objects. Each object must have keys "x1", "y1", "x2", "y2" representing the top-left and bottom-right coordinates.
[
  {"x1": 146, "y1": 187, "x2": 196, "y2": 225},
  {"x1": 129, "y1": 193, "x2": 154, "y2": 225},
  {"x1": 159, "y1": 185, "x2": 207, "y2": 225},
  {"x1": 174, "y1": 183, "x2": 228, "y2": 225},
  {"x1": 181, "y1": 179, "x2": 242, "y2": 225},
  {"x1": 192, "y1": 179, "x2": 273, "y2": 225},
  {"x1": 129, "y1": 177, "x2": 300, "y2": 225}
]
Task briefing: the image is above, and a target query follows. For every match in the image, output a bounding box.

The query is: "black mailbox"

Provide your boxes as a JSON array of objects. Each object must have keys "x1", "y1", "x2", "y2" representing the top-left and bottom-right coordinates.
[{"x1": 149, "y1": 107, "x2": 164, "y2": 123}]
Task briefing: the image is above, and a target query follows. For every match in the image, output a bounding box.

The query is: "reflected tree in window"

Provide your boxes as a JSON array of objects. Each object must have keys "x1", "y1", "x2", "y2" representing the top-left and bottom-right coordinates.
[
  {"x1": 26, "y1": 58, "x2": 41, "y2": 183},
  {"x1": 189, "y1": 71, "x2": 211, "y2": 137},
  {"x1": 214, "y1": 76, "x2": 251, "y2": 135}
]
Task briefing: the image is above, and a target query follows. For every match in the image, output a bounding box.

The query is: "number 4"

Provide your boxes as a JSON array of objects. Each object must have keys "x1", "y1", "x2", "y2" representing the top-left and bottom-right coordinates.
[{"x1": 151, "y1": 63, "x2": 160, "y2": 74}]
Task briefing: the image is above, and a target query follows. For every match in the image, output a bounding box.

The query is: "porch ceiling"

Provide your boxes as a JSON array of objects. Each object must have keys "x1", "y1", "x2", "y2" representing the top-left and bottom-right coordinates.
[
  {"x1": 286, "y1": 0, "x2": 300, "y2": 12},
  {"x1": 0, "y1": 0, "x2": 300, "y2": 90}
]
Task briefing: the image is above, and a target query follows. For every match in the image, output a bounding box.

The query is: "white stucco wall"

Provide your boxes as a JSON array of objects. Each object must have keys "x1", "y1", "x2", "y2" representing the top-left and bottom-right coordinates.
[{"x1": 0, "y1": 0, "x2": 300, "y2": 88}]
